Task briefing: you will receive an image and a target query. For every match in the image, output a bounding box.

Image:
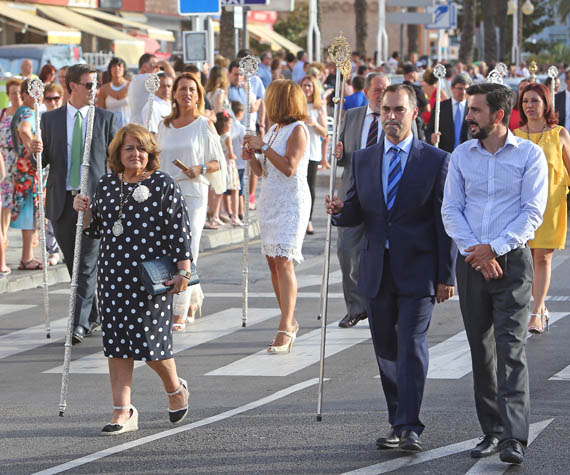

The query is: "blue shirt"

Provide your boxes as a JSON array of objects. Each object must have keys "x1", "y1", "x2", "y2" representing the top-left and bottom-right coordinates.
[
  {"x1": 442, "y1": 131, "x2": 548, "y2": 256},
  {"x1": 257, "y1": 63, "x2": 272, "y2": 89},
  {"x1": 343, "y1": 91, "x2": 368, "y2": 110},
  {"x1": 382, "y1": 134, "x2": 413, "y2": 248},
  {"x1": 292, "y1": 60, "x2": 305, "y2": 83}
]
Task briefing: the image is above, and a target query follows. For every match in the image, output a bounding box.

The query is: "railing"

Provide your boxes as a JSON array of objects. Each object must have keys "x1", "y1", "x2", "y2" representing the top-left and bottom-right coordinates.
[{"x1": 83, "y1": 51, "x2": 114, "y2": 68}]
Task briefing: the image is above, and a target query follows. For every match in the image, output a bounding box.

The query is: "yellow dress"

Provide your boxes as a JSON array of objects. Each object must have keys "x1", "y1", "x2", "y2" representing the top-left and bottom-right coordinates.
[{"x1": 515, "y1": 126, "x2": 569, "y2": 249}]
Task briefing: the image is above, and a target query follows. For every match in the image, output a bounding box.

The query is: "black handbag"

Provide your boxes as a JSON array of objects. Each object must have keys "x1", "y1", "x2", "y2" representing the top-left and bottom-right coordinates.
[{"x1": 139, "y1": 256, "x2": 199, "y2": 296}]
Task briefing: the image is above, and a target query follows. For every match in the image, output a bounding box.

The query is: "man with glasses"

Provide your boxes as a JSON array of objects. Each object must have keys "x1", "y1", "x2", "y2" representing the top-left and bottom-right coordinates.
[
  {"x1": 39, "y1": 63, "x2": 119, "y2": 345},
  {"x1": 427, "y1": 73, "x2": 472, "y2": 153},
  {"x1": 326, "y1": 84, "x2": 456, "y2": 452}
]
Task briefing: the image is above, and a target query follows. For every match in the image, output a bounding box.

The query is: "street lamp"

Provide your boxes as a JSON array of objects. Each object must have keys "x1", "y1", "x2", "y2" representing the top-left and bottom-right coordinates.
[{"x1": 508, "y1": 0, "x2": 534, "y2": 67}]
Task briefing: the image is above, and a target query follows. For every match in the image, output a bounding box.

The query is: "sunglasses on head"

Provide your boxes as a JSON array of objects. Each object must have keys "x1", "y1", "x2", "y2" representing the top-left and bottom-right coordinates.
[{"x1": 45, "y1": 96, "x2": 61, "y2": 102}]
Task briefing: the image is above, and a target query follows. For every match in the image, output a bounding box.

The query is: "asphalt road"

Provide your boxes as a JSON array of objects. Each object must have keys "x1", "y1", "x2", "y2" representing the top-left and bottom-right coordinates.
[{"x1": 1, "y1": 186, "x2": 569, "y2": 475}]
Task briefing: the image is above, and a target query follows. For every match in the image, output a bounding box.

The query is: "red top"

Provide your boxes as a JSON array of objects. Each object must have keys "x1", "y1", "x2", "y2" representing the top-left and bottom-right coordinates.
[{"x1": 509, "y1": 108, "x2": 521, "y2": 131}]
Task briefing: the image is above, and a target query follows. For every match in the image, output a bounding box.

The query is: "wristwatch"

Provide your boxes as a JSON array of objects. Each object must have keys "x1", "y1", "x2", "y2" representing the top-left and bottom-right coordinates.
[
  {"x1": 261, "y1": 143, "x2": 270, "y2": 155},
  {"x1": 200, "y1": 164, "x2": 207, "y2": 175},
  {"x1": 176, "y1": 269, "x2": 192, "y2": 280}
]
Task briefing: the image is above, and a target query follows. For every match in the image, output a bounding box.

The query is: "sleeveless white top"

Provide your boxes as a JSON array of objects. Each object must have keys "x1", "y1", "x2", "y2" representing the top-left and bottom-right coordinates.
[
  {"x1": 307, "y1": 103, "x2": 323, "y2": 162},
  {"x1": 258, "y1": 121, "x2": 311, "y2": 263},
  {"x1": 105, "y1": 95, "x2": 130, "y2": 128}
]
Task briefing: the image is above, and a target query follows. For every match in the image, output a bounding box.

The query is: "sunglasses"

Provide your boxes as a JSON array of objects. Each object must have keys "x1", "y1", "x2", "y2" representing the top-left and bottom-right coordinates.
[
  {"x1": 45, "y1": 96, "x2": 61, "y2": 102},
  {"x1": 77, "y1": 82, "x2": 99, "y2": 90}
]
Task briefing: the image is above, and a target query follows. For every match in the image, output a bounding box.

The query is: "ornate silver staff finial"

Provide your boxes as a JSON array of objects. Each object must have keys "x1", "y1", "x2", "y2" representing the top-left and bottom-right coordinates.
[
  {"x1": 433, "y1": 64, "x2": 446, "y2": 80},
  {"x1": 28, "y1": 78, "x2": 45, "y2": 102},
  {"x1": 496, "y1": 62, "x2": 508, "y2": 77},
  {"x1": 145, "y1": 73, "x2": 160, "y2": 94},
  {"x1": 486, "y1": 70, "x2": 503, "y2": 85},
  {"x1": 239, "y1": 55, "x2": 259, "y2": 79},
  {"x1": 328, "y1": 32, "x2": 351, "y2": 68},
  {"x1": 548, "y1": 65, "x2": 559, "y2": 79}
]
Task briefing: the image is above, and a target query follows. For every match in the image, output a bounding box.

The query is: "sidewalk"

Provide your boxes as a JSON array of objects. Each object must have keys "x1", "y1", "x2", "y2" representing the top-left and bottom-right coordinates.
[{"x1": 0, "y1": 167, "x2": 337, "y2": 294}]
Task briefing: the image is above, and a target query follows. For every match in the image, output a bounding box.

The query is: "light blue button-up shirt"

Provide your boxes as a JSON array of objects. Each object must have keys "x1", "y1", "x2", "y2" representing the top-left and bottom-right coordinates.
[{"x1": 442, "y1": 130, "x2": 548, "y2": 256}]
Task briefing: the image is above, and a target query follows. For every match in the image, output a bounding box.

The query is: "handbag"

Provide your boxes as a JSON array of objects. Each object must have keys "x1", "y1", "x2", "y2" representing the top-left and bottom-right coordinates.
[{"x1": 139, "y1": 256, "x2": 199, "y2": 296}]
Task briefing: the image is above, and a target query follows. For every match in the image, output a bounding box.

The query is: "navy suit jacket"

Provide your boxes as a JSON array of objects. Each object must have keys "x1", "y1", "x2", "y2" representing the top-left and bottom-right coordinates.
[{"x1": 332, "y1": 137, "x2": 457, "y2": 299}]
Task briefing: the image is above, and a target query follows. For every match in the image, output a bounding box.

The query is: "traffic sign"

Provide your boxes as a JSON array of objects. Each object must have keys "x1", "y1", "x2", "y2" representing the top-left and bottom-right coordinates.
[
  {"x1": 386, "y1": 12, "x2": 434, "y2": 24},
  {"x1": 426, "y1": 3, "x2": 458, "y2": 29},
  {"x1": 179, "y1": 0, "x2": 220, "y2": 15}
]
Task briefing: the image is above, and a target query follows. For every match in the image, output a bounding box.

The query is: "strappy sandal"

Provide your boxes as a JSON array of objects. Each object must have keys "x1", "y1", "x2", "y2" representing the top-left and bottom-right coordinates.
[
  {"x1": 101, "y1": 405, "x2": 138, "y2": 436},
  {"x1": 542, "y1": 309, "x2": 550, "y2": 333},
  {"x1": 528, "y1": 313, "x2": 543, "y2": 334},
  {"x1": 267, "y1": 322, "x2": 299, "y2": 354},
  {"x1": 172, "y1": 320, "x2": 187, "y2": 332},
  {"x1": 167, "y1": 378, "x2": 189, "y2": 424},
  {"x1": 18, "y1": 258, "x2": 42, "y2": 270}
]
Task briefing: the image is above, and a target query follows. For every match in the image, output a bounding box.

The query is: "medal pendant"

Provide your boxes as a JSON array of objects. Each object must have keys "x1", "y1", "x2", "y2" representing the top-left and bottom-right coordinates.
[{"x1": 112, "y1": 220, "x2": 124, "y2": 237}]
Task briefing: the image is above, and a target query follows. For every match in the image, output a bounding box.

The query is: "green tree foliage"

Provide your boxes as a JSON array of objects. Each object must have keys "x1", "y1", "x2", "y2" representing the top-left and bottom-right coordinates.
[
  {"x1": 274, "y1": 3, "x2": 309, "y2": 51},
  {"x1": 521, "y1": 2, "x2": 555, "y2": 55}
]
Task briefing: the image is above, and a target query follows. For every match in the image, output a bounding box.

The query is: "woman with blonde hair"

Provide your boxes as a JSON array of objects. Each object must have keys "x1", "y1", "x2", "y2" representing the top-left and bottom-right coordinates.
[
  {"x1": 158, "y1": 73, "x2": 225, "y2": 330},
  {"x1": 243, "y1": 79, "x2": 311, "y2": 353},
  {"x1": 205, "y1": 65, "x2": 230, "y2": 114},
  {"x1": 300, "y1": 75, "x2": 328, "y2": 234},
  {"x1": 515, "y1": 83, "x2": 570, "y2": 334}
]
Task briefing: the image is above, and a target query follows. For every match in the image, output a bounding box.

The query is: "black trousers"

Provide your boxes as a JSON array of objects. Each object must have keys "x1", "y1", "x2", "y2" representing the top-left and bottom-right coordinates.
[
  {"x1": 307, "y1": 160, "x2": 319, "y2": 221},
  {"x1": 52, "y1": 192, "x2": 99, "y2": 330},
  {"x1": 456, "y1": 246, "x2": 532, "y2": 445}
]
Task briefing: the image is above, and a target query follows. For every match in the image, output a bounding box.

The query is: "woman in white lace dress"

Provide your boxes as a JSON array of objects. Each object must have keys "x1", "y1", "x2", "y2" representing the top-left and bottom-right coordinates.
[{"x1": 243, "y1": 79, "x2": 311, "y2": 354}]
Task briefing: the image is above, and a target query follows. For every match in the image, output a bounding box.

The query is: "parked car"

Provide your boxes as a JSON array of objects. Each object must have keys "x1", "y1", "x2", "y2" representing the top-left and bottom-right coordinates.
[{"x1": 0, "y1": 44, "x2": 83, "y2": 76}]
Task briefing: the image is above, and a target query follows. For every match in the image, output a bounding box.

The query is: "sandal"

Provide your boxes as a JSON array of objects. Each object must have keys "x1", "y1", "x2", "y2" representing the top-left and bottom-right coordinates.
[
  {"x1": 18, "y1": 258, "x2": 42, "y2": 270},
  {"x1": 203, "y1": 220, "x2": 219, "y2": 230},
  {"x1": 172, "y1": 321, "x2": 187, "y2": 332},
  {"x1": 167, "y1": 378, "x2": 189, "y2": 424},
  {"x1": 0, "y1": 267, "x2": 11, "y2": 277},
  {"x1": 528, "y1": 313, "x2": 543, "y2": 334},
  {"x1": 47, "y1": 254, "x2": 60, "y2": 266}
]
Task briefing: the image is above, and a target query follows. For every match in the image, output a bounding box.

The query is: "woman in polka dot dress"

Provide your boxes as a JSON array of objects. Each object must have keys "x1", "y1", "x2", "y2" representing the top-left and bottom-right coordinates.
[{"x1": 75, "y1": 124, "x2": 193, "y2": 435}]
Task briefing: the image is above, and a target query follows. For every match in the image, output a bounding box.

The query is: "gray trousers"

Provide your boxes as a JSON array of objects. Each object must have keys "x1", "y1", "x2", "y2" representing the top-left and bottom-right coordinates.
[
  {"x1": 336, "y1": 224, "x2": 366, "y2": 316},
  {"x1": 456, "y1": 246, "x2": 532, "y2": 445}
]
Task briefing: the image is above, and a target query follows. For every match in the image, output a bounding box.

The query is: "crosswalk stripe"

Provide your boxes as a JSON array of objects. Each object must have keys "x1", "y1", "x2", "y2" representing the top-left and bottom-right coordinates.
[
  {"x1": 296, "y1": 270, "x2": 342, "y2": 289},
  {"x1": 206, "y1": 319, "x2": 370, "y2": 377},
  {"x1": 0, "y1": 304, "x2": 37, "y2": 319},
  {"x1": 549, "y1": 365, "x2": 570, "y2": 381},
  {"x1": 465, "y1": 418, "x2": 553, "y2": 474},
  {"x1": 427, "y1": 312, "x2": 570, "y2": 380},
  {"x1": 206, "y1": 292, "x2": 345, "y2": 299},
  {"x1": 0, "y1": 317, "x2": 67, "y2": 360},
  {"x1": 43, "y1": 307, "x2": 281, "y2": 374}
]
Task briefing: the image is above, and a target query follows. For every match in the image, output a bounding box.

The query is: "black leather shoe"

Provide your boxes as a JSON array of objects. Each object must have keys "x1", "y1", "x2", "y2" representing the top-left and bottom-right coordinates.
[
  {"x1": 471, "y1": 434, "x2": 500, "y2": 458},
  {"x1": 499, "y1": 439, "x2": 524, "y2": 465},
  {"x1": 338, "y1": 312, "x2": 367, "y2": 328},
  {"x1": 72, "y1": 325, "x2": 85, "y2": 345},
  {"x1": 86, "y1": 321, "x2": 101, "y2": 336},
  {"x1": 399, "y1": 430, "x2": 422, "y2": 452},
  {"x1": 376, "y1": 429, "x2": 400, "y2": 449}
]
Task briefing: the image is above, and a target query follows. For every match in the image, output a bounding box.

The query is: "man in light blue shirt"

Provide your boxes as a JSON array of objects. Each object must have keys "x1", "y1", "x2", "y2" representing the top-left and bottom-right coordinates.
[
  {"x1": 257, "y1": 51, "x2": 273, "y2": 89},
  {"x1": 292, "y1": 50, "x2": 307, "y2": 84},
  {"x1": 442, "y1": 83, "x2": 548, "y2": 466}
]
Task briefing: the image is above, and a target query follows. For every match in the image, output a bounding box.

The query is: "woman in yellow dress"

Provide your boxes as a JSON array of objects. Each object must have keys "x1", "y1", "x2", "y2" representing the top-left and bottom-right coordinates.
[{"x1": 515, "y1": 83, "x2": 570, "y2": 333}]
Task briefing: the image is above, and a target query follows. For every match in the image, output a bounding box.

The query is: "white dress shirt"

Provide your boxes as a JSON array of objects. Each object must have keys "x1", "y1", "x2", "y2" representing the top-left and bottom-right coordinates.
[
  {"x1": 66, "y1": 102, "x2": 90, "y2": 191},
  {"x1": 360, "y1": 106, "x2": 383, "y2": 149},
  {"x1": 141, "y1": 96, "x2": 172, "y2": 134},
  {"x1": 442, "y1": 131, "x2": 548, "y2": 256}
]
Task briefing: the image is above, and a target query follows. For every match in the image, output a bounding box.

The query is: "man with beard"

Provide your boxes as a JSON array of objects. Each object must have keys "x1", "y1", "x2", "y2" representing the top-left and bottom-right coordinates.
[
  {"x1": 442, "y1": 83, "x2": 548, "y2": 465},
  {"x1": 326, "y1": 84, "x2": 456, "y2": 452}
]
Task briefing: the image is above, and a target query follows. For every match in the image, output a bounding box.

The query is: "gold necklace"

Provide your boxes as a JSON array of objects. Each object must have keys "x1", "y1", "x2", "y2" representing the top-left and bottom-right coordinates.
[{"x1": 526, "y1": 124, "x2": 547, "y2": 145}]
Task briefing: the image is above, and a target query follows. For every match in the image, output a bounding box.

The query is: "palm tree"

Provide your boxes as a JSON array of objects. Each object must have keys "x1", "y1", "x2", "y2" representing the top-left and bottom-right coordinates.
[
  {"x1": 459, "y1": 0, "x2": 476, "y2": 63},
  {"x1": 354, "y1": 0, "x2": 368, "y2": 56},
  {"x1": 407, "y1": 7, "x2": 419, "y2": 56},
  {"x1": 219, "y1": 7, "x2": 235, "y2": 60},
  {"x1": 553, "y1": 0, "x2": 570, "y2": 21},
  {"x1": 483, "y1": 0, "x2": 497, "y2": 63}
]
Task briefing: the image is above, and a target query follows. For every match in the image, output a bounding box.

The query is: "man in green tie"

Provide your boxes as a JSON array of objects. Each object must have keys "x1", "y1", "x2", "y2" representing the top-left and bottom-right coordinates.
[{"x1": 40, "y1": 64, "x2": 119, "y2": 344}]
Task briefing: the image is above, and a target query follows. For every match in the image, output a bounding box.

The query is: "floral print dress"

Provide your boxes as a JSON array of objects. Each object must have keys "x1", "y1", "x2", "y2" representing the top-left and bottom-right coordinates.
[{"x1": 0, "y1": 109, "x2": 16, "y2": 208}]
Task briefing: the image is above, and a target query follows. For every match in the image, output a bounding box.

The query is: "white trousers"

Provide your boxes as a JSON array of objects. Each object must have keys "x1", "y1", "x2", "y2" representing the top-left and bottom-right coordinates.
[{"x1": 173, "y1": 193, "x2": 207, "y2": 317}]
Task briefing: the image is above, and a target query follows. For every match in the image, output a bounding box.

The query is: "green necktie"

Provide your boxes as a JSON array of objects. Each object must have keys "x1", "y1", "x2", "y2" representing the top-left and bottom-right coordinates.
[{"x1": 70, "y1": 111, "x2": 83, "y2": 189}]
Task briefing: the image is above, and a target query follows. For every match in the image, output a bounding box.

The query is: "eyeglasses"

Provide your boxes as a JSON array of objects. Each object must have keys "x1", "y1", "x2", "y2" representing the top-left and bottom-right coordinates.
[
  {"x1": 77, "y1": 82, "x2": 99, "y2": 90},
  {"x1": 45, "y1": 96, "x2": 61, "y2": 102}
]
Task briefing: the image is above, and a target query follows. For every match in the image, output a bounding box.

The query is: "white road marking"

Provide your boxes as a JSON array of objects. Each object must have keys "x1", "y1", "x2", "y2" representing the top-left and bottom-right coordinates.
[
  {"x1": 296, "y1": 270, "x2": 342, "y2": 289},
  {"x1": 427, "y1": 312, "x2": 570, "y2": 380},
  {"x1": 340, "y1": 419, "x2": 553, "y2": 475},
  {"x1": 0, "y1": 304, "x2": 37, "y2": 318},
  {"x1": 549, "y1": 365, "x2": 570, "y2": 381},
  {"x1": 205, "y1": 291, "x2": 345, "y2": 299},
  {"x1": 206, "y1": 318, "x2": 370, "y2": 377},
  {"x1": 43, "y1": 307, "x2": 281, "y2": 374},
  {"x1": 465, "y1": 418, "x2": 554, "y2": 474},
  {"x1": 551, "y1": 254, "x2": 568, "y2": 271},
  {"x1": 0, "y1": 317, "x2": 67, "y2": 360},
  {"x1": 31, "y1": 378, "x2": 322, "y2": 475}
]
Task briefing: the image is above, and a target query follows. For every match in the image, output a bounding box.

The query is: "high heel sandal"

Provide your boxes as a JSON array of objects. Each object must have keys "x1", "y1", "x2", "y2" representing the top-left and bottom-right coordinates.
[
  {"x1": 267, "y1": 323, "x2": 299, "y2": 354},
  {"x1": 542, "y1": 309, "x2": 550, "y2": 333},
  {"x1": 167, "y1": 378, "x2": 189, "y2": 425},
  {"x1": 528, "y1": 313, "x2": 544, "y2": 334},
  {"x1": 101, "y1": 405, "x2": 138, "y2": 436}
]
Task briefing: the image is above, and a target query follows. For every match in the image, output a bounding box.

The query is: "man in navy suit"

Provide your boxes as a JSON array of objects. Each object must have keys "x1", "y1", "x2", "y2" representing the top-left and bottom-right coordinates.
[{"x1": 326, "y1": 84, "x2": 457, "y2": 451}]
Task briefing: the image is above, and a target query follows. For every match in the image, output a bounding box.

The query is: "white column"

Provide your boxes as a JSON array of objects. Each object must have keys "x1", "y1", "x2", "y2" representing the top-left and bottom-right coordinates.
[{"x1": 377, "y1": 0, "x2": 388, "y2": 65}]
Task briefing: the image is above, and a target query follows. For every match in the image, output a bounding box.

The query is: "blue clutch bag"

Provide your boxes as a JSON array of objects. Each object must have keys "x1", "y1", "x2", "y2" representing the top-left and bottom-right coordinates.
[{"x1": 139, "y1": 256, "x2": 199, "y2": 296}]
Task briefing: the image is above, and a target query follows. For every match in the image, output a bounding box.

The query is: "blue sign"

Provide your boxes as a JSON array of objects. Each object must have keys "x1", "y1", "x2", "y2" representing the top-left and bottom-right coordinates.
[
  {"x1": 426, "y1": 3, "x2": 458, "y2": 30},
  {"x1": 179, "y1": 0, "x2": 220, "y2": 15}
]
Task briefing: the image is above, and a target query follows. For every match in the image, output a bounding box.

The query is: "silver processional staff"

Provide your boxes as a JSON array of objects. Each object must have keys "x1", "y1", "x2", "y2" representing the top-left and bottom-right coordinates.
[
  {"x1": 145, "y1": 73, "x2": 160, "y2": 131},
  {"x1": 548, "y1": 66, "x2": 559, "y2": 109},
  {"x1": 432, "y1": 64, "x2": 446, "y2": 149}
]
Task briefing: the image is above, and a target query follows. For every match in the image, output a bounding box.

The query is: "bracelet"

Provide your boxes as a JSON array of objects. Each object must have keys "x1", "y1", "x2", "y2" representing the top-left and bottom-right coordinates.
[
  {"x1": 176, "y1": 269, "x2": 191, "y2": 280},
  {"x1": 201, "y1": 164, "x2": 207, "y2": 175}
]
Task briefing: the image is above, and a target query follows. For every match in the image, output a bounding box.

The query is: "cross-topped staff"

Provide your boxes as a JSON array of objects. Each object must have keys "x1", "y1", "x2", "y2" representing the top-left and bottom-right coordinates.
[
  {"x1": 58, "y1": 81, "x2": 97, "y2": 417},
  {"x1": 239, "y1": 54, "x2": 259, "y2": 328},
  {"x1": 432, "y1": 64, "x2": 446, "y2": 149},
  {"x1": 317, "y1": 33, "x2": 351, "y2": 422},
  {"x1": 548, "y1": 66, "x2": 559, "y2": 109},
  {"x1": 145, "y1": 73, "x2": 160, "y2": 130},
  {"x1": 28, "y1": 79, "x2": 51, "y2": 339},
  {"x1": 529, "y1": 61, "x2": 538, "y2": 83}
]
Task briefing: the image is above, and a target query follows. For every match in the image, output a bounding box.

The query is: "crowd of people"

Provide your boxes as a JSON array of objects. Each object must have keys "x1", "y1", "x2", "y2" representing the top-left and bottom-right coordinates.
[{"x1": 0, "y1": 47, "x2": 569, "y2": 465}]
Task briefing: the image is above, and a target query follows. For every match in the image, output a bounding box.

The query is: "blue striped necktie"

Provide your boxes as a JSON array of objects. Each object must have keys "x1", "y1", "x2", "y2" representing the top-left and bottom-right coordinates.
[
  {"x1": 366, "y1": 113, "x2": 379, "y2": 147},
  {"x1": 386, "y1": 147, "x2": 402, "y2": 211},
  {"x1": 454, "y1": 102, "x2": 463, "y2": 149}
]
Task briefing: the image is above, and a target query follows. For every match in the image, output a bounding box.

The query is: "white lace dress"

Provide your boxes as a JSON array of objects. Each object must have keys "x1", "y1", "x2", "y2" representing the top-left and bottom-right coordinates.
[{"x1": 258, "y1": 121, "x2": 311, "y2": 263}]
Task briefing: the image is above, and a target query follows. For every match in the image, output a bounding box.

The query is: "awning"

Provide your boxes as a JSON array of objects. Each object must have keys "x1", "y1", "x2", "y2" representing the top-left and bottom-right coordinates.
[
  {"x1": 246, "y1": 24, "x2": 281, "y2": 52},
  {"x1": 0, "y1": 1, "x2": 80, "y2": 44},
  {"x1": 36, "y1": 5, "x2": 145, "y2": 65},
  {"x1": 248, "y1": 24, "x2": 303, "y2": 54},
  {"x1": 70, "y1": 7, "x2": 175, "y2": 42}
]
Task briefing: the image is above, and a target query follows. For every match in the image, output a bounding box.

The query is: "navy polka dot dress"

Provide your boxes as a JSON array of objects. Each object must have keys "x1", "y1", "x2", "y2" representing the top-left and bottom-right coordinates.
[{"x1": 84, "y1": 171, "x2": 192, "y2": 361}]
